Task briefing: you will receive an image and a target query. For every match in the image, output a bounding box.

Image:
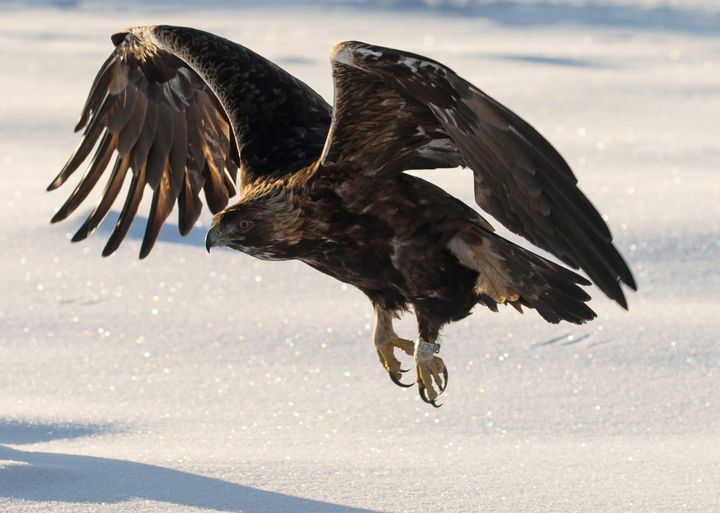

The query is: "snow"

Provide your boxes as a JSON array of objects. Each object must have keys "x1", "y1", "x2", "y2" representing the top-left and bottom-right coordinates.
[{"x1": 1, "y1": 2, "x2": 719, "y2": 512}]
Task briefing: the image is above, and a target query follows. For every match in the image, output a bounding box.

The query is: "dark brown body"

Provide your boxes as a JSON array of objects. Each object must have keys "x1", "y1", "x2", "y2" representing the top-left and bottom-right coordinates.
[
  {"x1": 300, "y1": 172, "x2": 481, "y2": 324},
  {"x1": 225, "y1": 170, "x2": 485, "y2": 341}
]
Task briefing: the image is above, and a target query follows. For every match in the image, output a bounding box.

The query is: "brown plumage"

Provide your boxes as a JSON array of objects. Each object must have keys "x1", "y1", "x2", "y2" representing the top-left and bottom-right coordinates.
[{"x1": 50, "y1": 26, "x2": 636, "y2": 406}]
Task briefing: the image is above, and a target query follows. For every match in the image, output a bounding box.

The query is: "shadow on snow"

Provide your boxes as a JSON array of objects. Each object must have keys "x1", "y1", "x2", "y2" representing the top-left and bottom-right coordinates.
[
  {"x1": 89, "y1": 210, "x2": 208, "y2": 250},
  {"x1": 8, "y1": 1, "x2": 720, "y2": 37},
  {"x1": 376, "y1": 0, "x2": 720, "y2": 36},
  {"x1": 475, "y1": 52, "x2": 610, "y2": 68},
  {"x1": 0, "y1": 419, "x2": 384, "y2": 513},
  {"x1": 0, "y1": 420, "x2": 118, "y2": 445}
]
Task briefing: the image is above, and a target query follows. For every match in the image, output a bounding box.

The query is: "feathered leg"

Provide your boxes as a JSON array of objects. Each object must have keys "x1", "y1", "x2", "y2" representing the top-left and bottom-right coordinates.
[
  {"x1": 414, "y1": 310, "x2": 448, "y2": 407},
  {"x1": 372, "y1": 303, "x2": 415, "y2": 388}
]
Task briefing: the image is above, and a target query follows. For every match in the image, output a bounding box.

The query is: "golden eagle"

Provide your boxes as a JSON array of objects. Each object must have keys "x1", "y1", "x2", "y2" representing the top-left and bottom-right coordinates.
[{"x1": 49, "y1": 26, "x2": 635, "y2": 407}]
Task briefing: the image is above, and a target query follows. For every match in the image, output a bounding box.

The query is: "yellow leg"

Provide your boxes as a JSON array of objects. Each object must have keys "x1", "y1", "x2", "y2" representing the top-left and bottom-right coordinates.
[{"x1": 373, "y1": 305, "x2": 414, "y2": 387}]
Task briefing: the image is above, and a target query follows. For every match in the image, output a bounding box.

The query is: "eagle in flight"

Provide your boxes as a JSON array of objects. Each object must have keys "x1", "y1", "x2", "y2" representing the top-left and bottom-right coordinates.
[{"x1": 49, "y1": 26, "x2": 636, "y2": 407}]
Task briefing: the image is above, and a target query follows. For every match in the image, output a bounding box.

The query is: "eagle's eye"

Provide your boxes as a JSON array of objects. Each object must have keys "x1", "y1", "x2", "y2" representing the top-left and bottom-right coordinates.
[{"x1": 237, "y1": 219, "x2": 254, "y2": 232}]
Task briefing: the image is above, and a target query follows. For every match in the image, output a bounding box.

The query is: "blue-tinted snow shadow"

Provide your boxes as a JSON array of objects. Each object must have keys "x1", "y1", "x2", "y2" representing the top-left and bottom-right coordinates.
[
  {"x1": 10, "y1": 1, "x2": 720, "y2": 37},
  {"x1": 533, "y1": 332, "x2": 592, "y2": 347},
  {"x1": 0, "y1": 419, "x2": 384, "y2": 513},
  {"x1": 0, "y1": 445, "x2": 383, "y2": 512},
  {"x1": 0, "y1": 419, "x2": 117, "y2": 445},
  {"x1": 373, "y1": 0, "x2": 720, "y2": 36},
  {"x1": 475, "y1": 52, "x2": 610, "y2": 68},
  {"x1": 90, "y1": 210, "x2": 208, "y2": 249}
]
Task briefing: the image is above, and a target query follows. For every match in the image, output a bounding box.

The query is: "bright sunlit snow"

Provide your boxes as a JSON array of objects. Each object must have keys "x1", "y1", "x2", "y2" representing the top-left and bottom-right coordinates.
[{"x1": 1, "y1": 2, "x2": 718, "y2": 512}]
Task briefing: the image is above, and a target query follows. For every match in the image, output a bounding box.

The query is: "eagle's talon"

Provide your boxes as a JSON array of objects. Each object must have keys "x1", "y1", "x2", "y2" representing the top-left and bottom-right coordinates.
[
  {"x1": 396, "y1": 339, "x2": 415, "y2": 357},
  {"x1": 389, "y1": 372, "x2": 414, "y2": 388},
  {"x1": 439, "y1": 366, "x2": 449, "y2": 392},
  {"x1": 419, "y1": 384, "x2": 429, "y2": 403},
  {"x1": 375, "y1": 334, "x2": 415, "y2": 385},
  {"x1": 415, "y1": 354, "x2": 447, "y2": 406},
  {"x1": 418, "y1": 385, "x2": 442, "y2": 407}
]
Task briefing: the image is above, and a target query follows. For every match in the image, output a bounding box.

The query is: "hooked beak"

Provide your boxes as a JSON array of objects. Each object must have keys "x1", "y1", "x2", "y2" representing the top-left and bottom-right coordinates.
[{"x1": 205, "y1": 226, "x2": 219, "y2": 254}]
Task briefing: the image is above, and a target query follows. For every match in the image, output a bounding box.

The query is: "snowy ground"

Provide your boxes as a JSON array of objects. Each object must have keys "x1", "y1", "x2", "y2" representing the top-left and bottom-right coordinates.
[{"x1": 1, "y1": 2, "x2": 719, "y2": 512}]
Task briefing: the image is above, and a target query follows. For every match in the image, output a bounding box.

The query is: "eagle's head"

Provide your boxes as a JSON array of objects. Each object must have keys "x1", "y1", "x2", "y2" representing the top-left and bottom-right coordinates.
[{"x1": 204, "y1": 191, "x2": 303, "y2": 259}]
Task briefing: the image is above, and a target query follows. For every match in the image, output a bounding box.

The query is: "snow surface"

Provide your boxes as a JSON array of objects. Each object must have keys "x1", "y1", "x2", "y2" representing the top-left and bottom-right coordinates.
[{"x1": 1, "y1": 2, "x2": 719, "y2": 512}]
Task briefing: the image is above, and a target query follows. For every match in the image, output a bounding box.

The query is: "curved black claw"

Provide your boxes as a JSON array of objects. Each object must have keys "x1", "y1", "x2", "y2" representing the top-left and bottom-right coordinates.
[
  {"x1": 399, "y1": 368, "x2": 410, "y2": 373},
  {"x1": 418, "y1": 385, "x2": 443, "y2": 408},
  {"x1": 439, "y1": 366, "x2": 449, "y2": 392},
  {"x1": 389, "y1": 372, "x2": 414, "y2": 388}
]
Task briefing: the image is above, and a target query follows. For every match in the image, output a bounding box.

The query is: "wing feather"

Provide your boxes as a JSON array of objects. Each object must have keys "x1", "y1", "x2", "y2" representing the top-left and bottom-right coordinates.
[
  {"x1": 72, "y1": 154, "x2": 131, "y2": 242},
  {"x1": 51, "y1": 131, "x2": 116, "y2": 223},
  {"x1": 117, "y1": 92, "x2": 148, "y2": 157},
  {"x1": 74, "y1": 53, "x2": 119, "y2": 131},
  {"x1": 145, "y1": 103, "x2": 174, "y2": 189},
  {"x1": 141, "y1": 161, "x2": 177, "y2": 258},
  {"x1": 168, "y1": 108, "x2": 188, "y2": 193},
  {"x1": 177, "y1": 173, "x2": 202, "y2": 235},
  {"x1": 130, "y1": 99, "x2": 159, "y2": 174},
  {"x1": 107, "y1": 84, "x2": 139, "y2": 133},
  {"x1": 48, "y1": 97, "x2": 111, "y2": 191},
  {"x1": 321, "y1": 41, "x2": 635, "y2": 307},
  {"x1": 103, "y1": 164, "x2": 146, "y2": 256},
  {"x1": 51, "y1": 25, "x2": 331, "y2": 257}
]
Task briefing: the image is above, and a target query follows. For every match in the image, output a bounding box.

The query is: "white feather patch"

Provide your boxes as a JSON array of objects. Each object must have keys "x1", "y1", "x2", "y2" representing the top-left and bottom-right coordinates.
[{"x1": 447, "y1": 234, "x2": 519, "y2": 303}]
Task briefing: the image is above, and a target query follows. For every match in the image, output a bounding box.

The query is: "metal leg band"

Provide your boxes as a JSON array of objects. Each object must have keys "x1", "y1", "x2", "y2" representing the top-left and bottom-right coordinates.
[{"x1": 416, "y1": 340, "x2": 441, "y2": 354}]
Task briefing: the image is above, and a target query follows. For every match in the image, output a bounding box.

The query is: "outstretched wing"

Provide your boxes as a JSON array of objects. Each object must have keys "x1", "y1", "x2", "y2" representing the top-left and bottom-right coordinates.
[
  {"x1": 321, "y1": 41, "x2": 636, "y2": 308},
  {"x1": 50, "y1": 25, "x2": 331, "y2": 258}
]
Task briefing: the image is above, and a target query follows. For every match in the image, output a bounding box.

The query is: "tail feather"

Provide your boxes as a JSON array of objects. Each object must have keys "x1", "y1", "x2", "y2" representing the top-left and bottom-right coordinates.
[
  {"x1": 448, "y1": 227, "x2": 597, "y2": 325},
  {"x1": 486, "y1": 232, "x2": 597, "y2": 324}
]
